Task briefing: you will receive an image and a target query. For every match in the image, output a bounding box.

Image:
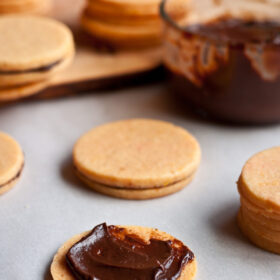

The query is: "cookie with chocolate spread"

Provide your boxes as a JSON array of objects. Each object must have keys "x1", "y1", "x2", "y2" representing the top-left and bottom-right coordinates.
[
  {"x1": 73, "y1": 119, "x2": 201, "y2": 200},
  {"x1": 237, "y1": 147, "x2": 280, "y2": 254},
  {"x1": 0, "y1": 15, "x2": 74, "y2": 101},
  {"x1": 51, "y1": 223, "x2": 197, "y2": 280},
  {"x1": 0, "y1": 132, "x2": 24, "y2": 195}
]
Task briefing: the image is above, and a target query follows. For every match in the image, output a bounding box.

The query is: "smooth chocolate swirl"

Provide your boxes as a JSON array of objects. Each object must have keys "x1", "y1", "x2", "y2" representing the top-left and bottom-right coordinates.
[{"x1": 66, "y1": 223, "x2": 194, "y2": 280}]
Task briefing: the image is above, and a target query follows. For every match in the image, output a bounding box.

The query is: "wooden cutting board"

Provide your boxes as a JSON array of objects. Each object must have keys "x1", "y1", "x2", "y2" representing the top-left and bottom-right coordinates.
[{"x1": 38, "y1": 0, "x2": 163, "y2": 98}]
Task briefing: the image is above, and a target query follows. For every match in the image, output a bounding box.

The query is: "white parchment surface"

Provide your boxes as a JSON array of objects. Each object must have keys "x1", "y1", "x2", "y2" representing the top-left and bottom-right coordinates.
[{"x1": 0, "y1": 84, "x2": 279, "y2": 279}]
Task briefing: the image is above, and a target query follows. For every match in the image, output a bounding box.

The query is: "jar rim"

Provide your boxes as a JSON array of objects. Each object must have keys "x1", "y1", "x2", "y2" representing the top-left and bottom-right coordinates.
[{"x1": 160, "y1": 0, "x2": 280, "y2": 45}]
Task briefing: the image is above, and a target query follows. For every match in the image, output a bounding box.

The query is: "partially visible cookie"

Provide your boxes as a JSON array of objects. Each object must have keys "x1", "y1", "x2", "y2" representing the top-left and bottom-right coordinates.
[
  {"x1": 73, "y1": 119, "x2": 201, "y2": 199},
  {"x1": 0, "y1": 0, "x2": 52, "y2": 15},
  {"x1": 237, "y1": 147, "x2": 280, "y2": 254},
  {"x1": 239, "y1": 147, "x2": 280, "y2": 212},
  {"x1": 51, "y1": 223, "x2": 197, "y2": 280},
  {"x1": 0, "y1": 15, "x2": 74, "y2": 102},
  {"x1": 0, "y1": 132, "x2": 24, "y2": 195},
  {"x1": 80, "y1": 15, "x2": 161, "y2": 49},
  {"x1": 81, "y1": 0, "x2": 162, "y2": 49},
  {"x1": 0, "y1": 81, "x2": 48, "y2": 102},
  {"x1": 238, "y1": 210, "x2": 280, "y2": 254}
]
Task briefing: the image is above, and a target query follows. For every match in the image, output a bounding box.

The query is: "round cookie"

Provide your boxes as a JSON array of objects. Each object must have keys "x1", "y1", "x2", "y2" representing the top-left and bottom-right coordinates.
[
  {"x1": 0, "y1": 132, "x2": 24, "y2": 195},
  {"x1": 239, "y1": 147, "x2": 280, "y2": 213},
  {"x1": 0, "y1": 81, "x2": 49, "y2": 102},
  {"x1": 80, "y1": 15, "x2": 161, "y2": 48},
  {"x1": 0, "y1": 15, "x2": 74, "y2": 87},
  {"x1": 76, "y1": 170, "x2": 195, "y2": 200},
  {"x1": 0, "y1": 0, "x2": 52, "y2": 15},
  {"x1": 86, "y1": 0, "x2": 161, "y2": 18},
  {"x1": 238, "y1": 209, "x2": 280, "y2": 254},
  {"x1": 241, "y1": 208, "x2": 280, "y2": 243},
  {"x1": 84, "y1": 6, "x2": 161, "y2": 26},
  {"x1": 242, "y1": 204, "x2": 280, "y2": 231},
  {"x1": 240, "y1": 195, "x2": 280, "y2": 220},
  {"x1": 73, "y1": 119, "x2": 201, "y2": 199},
  {"x1": 51, "y1": 225, "x2": 197, "y2": 280}
]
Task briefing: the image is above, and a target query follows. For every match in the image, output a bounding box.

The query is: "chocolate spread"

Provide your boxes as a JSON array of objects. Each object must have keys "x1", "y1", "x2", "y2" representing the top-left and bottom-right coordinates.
[
  {"x1": 0, "y1": 60, "x2": 61, "y2": 75},
  {"x1": 164, "y1": 18, "x2": 280, "y2": 123},
  {"x1": 66, "y1": 223, "x2": 194, "y2": 280},
  {"x1": 0, "y1": 163, "x2": 24, "y2": 188}
]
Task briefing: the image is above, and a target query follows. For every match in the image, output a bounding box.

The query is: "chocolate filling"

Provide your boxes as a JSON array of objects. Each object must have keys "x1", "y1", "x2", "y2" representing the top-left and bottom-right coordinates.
[
  {"x1": 66, "y1": 223, "x2": 194, "y2": 280},
  {"x1": 166, "y1": 18, "x2": 280, "y2": 123},
  {"x1": 0, "y1": 162, "x2": 24, "y2": 188},
  {"x1": 0, "y1": 60, "x2": 62, "y2": 75},
  {"x1": 74, "y1": 165, "x2": 192, "y2": 190}
]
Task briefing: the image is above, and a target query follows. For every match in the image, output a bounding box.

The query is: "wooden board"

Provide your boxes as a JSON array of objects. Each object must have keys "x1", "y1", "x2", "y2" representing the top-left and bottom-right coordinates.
[{"x1": 38, "y1": 0, "x2": 163, "y2": 97}]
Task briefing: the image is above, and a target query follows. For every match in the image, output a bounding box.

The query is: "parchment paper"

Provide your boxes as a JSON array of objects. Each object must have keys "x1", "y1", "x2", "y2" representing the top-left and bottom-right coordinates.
[{"x1": 0, "y1": 83, "x2": 279, "y2": 279}]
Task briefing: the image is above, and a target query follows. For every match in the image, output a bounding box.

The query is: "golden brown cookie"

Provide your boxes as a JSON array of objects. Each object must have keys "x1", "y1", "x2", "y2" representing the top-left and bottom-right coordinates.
[
  {"x1": 238, "y1": 209, "x2": 280, "y2": 254},
  {"x1": 80, "y1": 15, "x2": 161, "y2": 49},
  {"x1": 0, "y1": 81, "x2": 49, "y2": 102},
  {"x1": 81, "y1": 0, "x2": 162, "y2": 48},
  {"x1": 0, "y1": 0, "x2": 52, "y2": 15},
  {"x1": 237, "y1": 147, "x2": 280, "y2": 254},
  {"x1": 238, "y1": 147, "x2": 280, "y2": 212},
  {"x1": 0, "y1": 15, "x2": 74, "y2": 88},
  {"x1": 51, "y1": 224, "x2": 197, "y2": 280},
  {"x1": 73, "y1": 119, "x2": 201, "y2": 199},
  {"x1": 0, "y1": 132, "x2": 24, "y2": 195},
  {"x1": 241, "y1": 204, "x2": 280, "y2": 231},
  {"x1": 86, "y1": 0, "x2": 161, "y2": 18},
  {"x1": 240, "y1": 195, "x2": 280, "y2": 221}
]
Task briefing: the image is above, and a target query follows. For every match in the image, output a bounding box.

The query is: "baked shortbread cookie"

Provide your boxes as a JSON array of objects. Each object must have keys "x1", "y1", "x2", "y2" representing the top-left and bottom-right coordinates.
[
  {"x1": 86, "y1": 0, "x2": 161, "y2": 18},
  {"x1": 51, "y1": 223, "x2": 197, "y2": 280},
  {"x1": 0, "y1": 15, "x2": 74, "y2": 88},
  {"x1": 242, "y1": 204, "x2": 280, "y2": 231},
  {"x1": 0, "y1": 81, "x2": 48, "y2": 102},
  {"x1": 73, "y1": 119, "x2": 201, "y2": 199},
  {"x1": 80, "y1": 15, "x2": 161, "y2": 49},
  {"x1": 237, "y1": 147, "x2": 280, "y2": 254},
  {"x1": 238, "y1": 147, "x2": 280, "y2": 213},
  {"x1": 0, "y1": 132, "x2": 24, "y2": 195},
  {"x1": 238, "y1": 210, "x2": 280, "y2": 254},
  {"x1": 81, "y1": 0, "x2": 162, "y2": 48},
  {"x1": 0, "y1": 0, "x2": 52, "y2": 15}
]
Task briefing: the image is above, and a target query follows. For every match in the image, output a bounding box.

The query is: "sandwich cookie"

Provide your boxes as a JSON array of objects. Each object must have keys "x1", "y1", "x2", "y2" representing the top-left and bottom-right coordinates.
[
  {"x1": 86, "y1": 0, "x2": 161, "y2": 19},
  {"x1": 81, "y1": 0, "x2": 162, "y2": 48},
  {"x1": 0, "y1": 15, "x2": 74, "y2": 101},
  {"x1": 80, "y1": 16, "x2": 161, "y2": 49},
  {"x1": 0, "y1": 0, "x2": 52, "y2": 15},
  {"x1": 51, "y1": 223, "x2": 197, "y2": 280},
  {"x1": 73, "y1": 119, "x2": 201, "y2": 200},
  {"x1": 0, "y1": 132, "x2": 24, "y2": 195},
  {"x1": 237, "y1": 147, "x2": 280, "y2": 254}
]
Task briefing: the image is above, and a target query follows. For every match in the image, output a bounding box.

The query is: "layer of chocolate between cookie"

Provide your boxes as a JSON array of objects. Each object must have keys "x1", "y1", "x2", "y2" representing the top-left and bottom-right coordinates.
[
  {"x1": 0, "y1": 162, "x2": 24, "y2": 188},
  {"x1": 0, "y1": 60, "x2": 62, "y2": 75},
  {"x1": 74, "y1": 165, "x2": 195, "y2": 190}
]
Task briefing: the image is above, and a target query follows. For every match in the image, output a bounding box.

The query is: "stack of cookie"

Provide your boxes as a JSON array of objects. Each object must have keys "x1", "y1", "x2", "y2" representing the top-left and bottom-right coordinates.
[
  {"x1": 0, "y1": 15, "x2": 75, "y2": 102},
  {"x1": 237, "y1": 147, "x2": 280, "y2": 254},
  {"x1": 0, "y1": 0, "x2": 52, "y2": 15},
  {"x1": 81, "y1": 0, "x2": 162, "y2": 49}
]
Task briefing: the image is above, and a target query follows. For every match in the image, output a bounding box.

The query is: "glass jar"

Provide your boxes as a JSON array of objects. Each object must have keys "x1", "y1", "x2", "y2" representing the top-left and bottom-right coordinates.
[{"x1": 161, "y1": 0, "x2": 280, "y2": 123}]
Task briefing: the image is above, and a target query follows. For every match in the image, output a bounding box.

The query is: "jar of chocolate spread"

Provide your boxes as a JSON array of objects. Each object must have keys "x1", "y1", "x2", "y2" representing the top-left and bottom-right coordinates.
[{"x1": 161, "y1": 0, "x2": 280, "y2": 123}]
